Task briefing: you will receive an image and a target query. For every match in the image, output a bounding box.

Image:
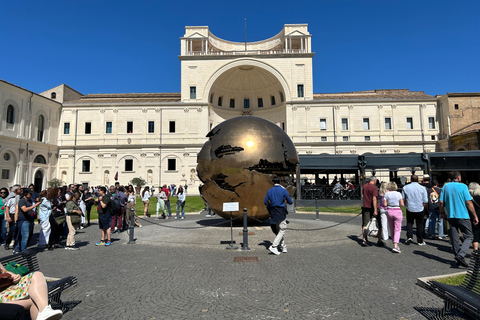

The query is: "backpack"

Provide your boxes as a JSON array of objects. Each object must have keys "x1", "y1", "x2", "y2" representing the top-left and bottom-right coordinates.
[
  {"x1": 0, "y1": 198, "x2": 4, "y2": 216},
  {"x1": 429, "y1": 187, "x2": 439, "y2": 205},
  {"x1": 109, "y1": 194, "x2": 122, "y2": 215}
]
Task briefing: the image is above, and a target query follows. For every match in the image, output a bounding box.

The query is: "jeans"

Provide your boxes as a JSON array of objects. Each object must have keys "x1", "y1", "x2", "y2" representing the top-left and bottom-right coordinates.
[
  {"x1": 165, "y1": 200, "x2": 172, "y2": 217},
  {"x1": 271, "y1": 220, "x2": 287, "y2": 248},
  {"x1": 176, "y1": 201, "x2": 185, "y2": 219},
  {"x1": 428, "y1": 210, "x2": 446, "y2": 237},
  {"x1": 4, "y1": 214, "x2": 15, "y2": 247},
  {"x1": 14, "y1": 220, "x2": 31, "y2": 252},
  {"x1": 449, "y1": 218, "x2": 473, "y2": 259},
  {"x1": 406, "y1": 210, "x2": 425, "y2": 243},
  {"x1": 0, "y1": 218, "x2": 6, "y2": 244}
]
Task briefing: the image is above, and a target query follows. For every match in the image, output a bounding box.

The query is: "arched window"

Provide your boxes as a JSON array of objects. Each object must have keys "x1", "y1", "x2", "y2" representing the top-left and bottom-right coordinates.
[
  {"x1": 37, "y1": 115, "x2": 44, "y2": 141},
  {"x1": 51, "y1": 92, "x2": 56, "y2": 99},
  {"x1": 34, "y1": 155, "x2": 47, "y2": 164},
  {"x1": 6, "y1": 105, "x2": 14, "y2": 124}
]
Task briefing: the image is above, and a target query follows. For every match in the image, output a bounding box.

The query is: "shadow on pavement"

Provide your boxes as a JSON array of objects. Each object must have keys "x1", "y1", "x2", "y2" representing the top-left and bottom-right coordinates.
[
  {"x1": 412, "y1": 250, "x2": 459, "y2": 268},
  {"x1": 414, "y1": 306, "x2": 471, "y2": 320}
]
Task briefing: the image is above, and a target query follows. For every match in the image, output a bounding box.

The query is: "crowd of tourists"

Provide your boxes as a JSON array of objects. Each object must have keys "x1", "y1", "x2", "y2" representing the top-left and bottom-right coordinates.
[
  {"x1": 0, "y1": 182, "x2": 190, "y2": 254},
  {"x1": 361, "y1": 171, "x2": 479, "y2": 267}
]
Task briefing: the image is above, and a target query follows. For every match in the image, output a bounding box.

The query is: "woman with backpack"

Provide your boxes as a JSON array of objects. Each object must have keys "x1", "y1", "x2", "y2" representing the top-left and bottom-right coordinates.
[
  {"x1": 48, "y1": 188, "x2": 66, "y2": 250},
  {"x1": 141, "y1": 186, "x2": 151, "y2": 218}
]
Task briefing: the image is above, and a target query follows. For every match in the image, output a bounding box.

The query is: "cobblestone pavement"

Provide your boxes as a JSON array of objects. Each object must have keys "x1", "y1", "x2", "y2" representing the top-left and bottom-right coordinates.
[{"x1": 0, "y1": 212, "x2": 473, "y2": 320}]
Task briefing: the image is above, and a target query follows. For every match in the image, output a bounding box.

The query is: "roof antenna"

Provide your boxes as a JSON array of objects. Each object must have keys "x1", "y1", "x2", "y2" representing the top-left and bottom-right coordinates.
[{"x1": 244, "y1": 18, "x2": 247, "y2": 52}]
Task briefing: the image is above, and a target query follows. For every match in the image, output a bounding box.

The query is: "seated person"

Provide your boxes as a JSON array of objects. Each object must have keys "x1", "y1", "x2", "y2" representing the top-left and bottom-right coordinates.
[{"x1": 0, "y1": 261, "x2": 63, "y2": 320}]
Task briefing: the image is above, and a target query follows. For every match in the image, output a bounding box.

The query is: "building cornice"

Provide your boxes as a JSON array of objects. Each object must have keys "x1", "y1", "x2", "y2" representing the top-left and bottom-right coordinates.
[{"x1": 179, "y1": 53, "x2": 315, "y2": 61}]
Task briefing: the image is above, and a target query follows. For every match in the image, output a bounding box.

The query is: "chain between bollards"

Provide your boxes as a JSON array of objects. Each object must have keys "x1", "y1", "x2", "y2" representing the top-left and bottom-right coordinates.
[
  {"x1": 127, "y1": 207, "x2": 135, "y2": 244},
  {"x1": 241, "y1": 208, "x2": 250, "y2": 250}
]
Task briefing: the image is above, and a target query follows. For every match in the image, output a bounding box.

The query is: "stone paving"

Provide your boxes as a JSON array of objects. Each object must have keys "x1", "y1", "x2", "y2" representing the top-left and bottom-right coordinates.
[{"x1": 0, "y1": 211, "x2": 473, "y2": 320}]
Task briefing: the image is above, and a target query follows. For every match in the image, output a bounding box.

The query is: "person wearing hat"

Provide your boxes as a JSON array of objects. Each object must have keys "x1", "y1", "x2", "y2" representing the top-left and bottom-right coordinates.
[{"x1": 13, "y1": 189, "x2": 40, "y2": 254}]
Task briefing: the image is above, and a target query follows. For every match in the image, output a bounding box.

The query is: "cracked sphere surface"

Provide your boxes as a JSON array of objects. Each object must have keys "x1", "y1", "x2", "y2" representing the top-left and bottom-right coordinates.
[{"x1": 197, "y1": 116, "x2": 298, "y2": 220}]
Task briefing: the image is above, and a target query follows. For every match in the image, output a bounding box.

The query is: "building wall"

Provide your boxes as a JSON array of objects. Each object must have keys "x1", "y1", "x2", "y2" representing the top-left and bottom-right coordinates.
[{"x1": 0, "y1": 81, "x2": 61, "y2": 189}]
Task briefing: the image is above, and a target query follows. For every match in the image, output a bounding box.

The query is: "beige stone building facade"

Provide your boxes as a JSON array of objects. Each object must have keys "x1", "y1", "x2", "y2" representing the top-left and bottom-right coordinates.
[
  {"x1": 437, "y1": 92, "x2": 480, "y2": 151},
  {"x1": 1, "y1": 24, "x2": 443, "y2": 192}
]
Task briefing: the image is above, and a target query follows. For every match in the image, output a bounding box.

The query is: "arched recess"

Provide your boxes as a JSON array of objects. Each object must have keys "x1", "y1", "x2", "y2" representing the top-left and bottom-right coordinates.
[
  {"x1": 147, "y1": 169, "x2": 153, "y2": 184},
  {"x1": 161, "y1": 154, "x2": 182, "y2": 172},
  {"x1": 104, "y1": 170, "x2": 110, "y2": 185},
  {"x1": 34, "y1": 155, "x2": 47, "y2": 164},
  {"x1": 202, "y1": 59, "x2": 291, "y2": 103},
  {"x1": 61, "y1": 170, "x2": 67, "y2": 184},
  {"x1": 0, "y1": 149, "x2": 18, "y2": 187},
  {"x1": 117, "y1": 155, "x2": 140, "y2": 172}
]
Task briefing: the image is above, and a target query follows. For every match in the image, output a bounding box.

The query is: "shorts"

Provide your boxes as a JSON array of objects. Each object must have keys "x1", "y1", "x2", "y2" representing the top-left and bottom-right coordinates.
[
  {"x1": 362, "y1": 207, "x2": 375, "y2": 227},
  {"x1": 98, "y1": 213, "x2": 112, "y2": 230}
]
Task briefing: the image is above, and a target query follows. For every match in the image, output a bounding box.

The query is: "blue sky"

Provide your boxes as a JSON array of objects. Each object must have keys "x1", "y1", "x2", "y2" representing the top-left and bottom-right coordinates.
[{"x1": 1, "y1": 0, "x2": 479, "y2": 96}]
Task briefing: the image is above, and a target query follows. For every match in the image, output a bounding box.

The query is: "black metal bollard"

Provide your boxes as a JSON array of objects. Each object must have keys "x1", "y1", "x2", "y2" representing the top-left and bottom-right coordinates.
[
  {"x1": 127, "y1": 207, "x2": 135, "y2": 244},
  {"x1": 315, "y1": 197, "x2": 320, "y2": 220},
  {"x1": 241, "y1": 208, "x2": 250, "y2": 250}
]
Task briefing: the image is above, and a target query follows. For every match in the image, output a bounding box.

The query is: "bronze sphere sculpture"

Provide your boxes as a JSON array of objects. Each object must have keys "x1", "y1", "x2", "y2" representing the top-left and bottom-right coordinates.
[{"x1": 197, "y1": 116, "x2": 298, "y2": 220}]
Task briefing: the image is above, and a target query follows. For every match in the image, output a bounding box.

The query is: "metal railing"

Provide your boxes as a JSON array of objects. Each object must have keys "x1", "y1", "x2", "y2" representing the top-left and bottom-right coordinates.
[{"x1": 301, "y1": 185, "x2": 361, "y2": 200}]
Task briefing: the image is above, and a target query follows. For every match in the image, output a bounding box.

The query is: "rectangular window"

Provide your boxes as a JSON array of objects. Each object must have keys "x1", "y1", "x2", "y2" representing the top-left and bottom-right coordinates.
[
  {"x1": 363, "y1": 118, "x2": 370, "y2": 130},
  {"x1": 229, "y1": 99, "x2": 235, "y2": 108},
  {"x1": 342, "y1": 136, "x2": 349, "y2": 142},
  {"x1": 64, "y1": 123, "x2": 70, "y2": 134},
  {"x1": 454, "y1": 104, "x2": 459, "y2": 110},
  {"x1": 125, "y1": 159, "x2": 133, "y2": 172},
  {"x1": 85, "y1": 122, "x2": 91, "y2": 134},
  {"x1": 297, "y1": 84, "x2": 304, "y2": 98},
  {"x1": 167, "y1": 159, "x2": 176, "y2": 171},
  {"x1": 258, "y1": 98, "x2": 263, "y2": 108},
  {"x1": 190, "y1": 86, "x2": 196, "y2": 99},
  {"x1": 406, "y1": 117, "x2": 413, "y2": 129},
  {"x1": 365, "y1": 136, "x2": 371, "y2": 141},
  {"x1": 148, "y1": 121, "x2": 154, "y2": 133},
  {"x1": 271, "y1": 95, "x2": 276, "y2": 106},
  {"x1": 244, "y1": 99, "x2": 250, "y2": 108},
  {"x1": 210, "y1": 93, "x2": 214, "y2": 103},
  {"x1": 82, "y1": 160, "x2": 90, "y2": 172},
  {"x1": 321, "y1": 136, "x2": 327, "y2": 142},
  {"x1": 169, "y1": 121, "x2": 175, "y2": 133},
  {"x1": 428, "y1": 117, "x2": 435, "y2": 129},
  {"x1": 341, "y1": 118, "x2": 348, "y2": 130},
  {"x1": 218, "y1": 96, "x2": 223, "y2": 107},
  {"x1": 279, "y1": 91, "x2": 284, "y2": 102},
  {"x1": 106, "y1": 121, "x2": 112, "y2": 134},
  {"x1": 127, "y1": 121, "x2": 133, "y2": 133},
  {"x1": 282, "y1": 122, "x2": 285, "y2": 131},
  {"x1": 320, "y1": 119, "x2": 327, "y2": 130},
  {"x1": 1, "y1": 169, "x2": 10, "y2": 180},
  {"x1": 431, "y1": 135, "x2": 436, "y2": 140},
  {"x1": 385, "y1": 117, "x2": 392, "y2": 130}
]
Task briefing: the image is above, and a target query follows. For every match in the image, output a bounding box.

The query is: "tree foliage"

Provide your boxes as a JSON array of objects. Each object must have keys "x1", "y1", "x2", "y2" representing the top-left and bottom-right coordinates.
[
  {"x1": 47, "y1": 178, "x2": 63, "y2": 188},
  {"x1": 130, "y1": 177, "x2": 146, "y2": 187}
]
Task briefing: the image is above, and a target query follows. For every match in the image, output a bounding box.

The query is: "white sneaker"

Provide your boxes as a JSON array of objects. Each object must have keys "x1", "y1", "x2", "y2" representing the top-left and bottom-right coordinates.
[
  {"x1": 37, "y1": 305, "x2": 63, "y2": 320},
  {"x1": 181, "y1": 217, "x2": 184, "y2": 220},
  {"x1": 268, "y1": 245, "x2": 281, "y2": 255},
  {"x1": 405, "y1": 238, "x2": 413, "y2": 245},
  {"x1": 392, "y1": 247, "x2": 401, "y2": 253},
  {"x1": 418, "y1": 242, "x2": 426, "y2": 246},
  {"x1": 281, "y1": 246, "x2": 287, "y2": 253}
]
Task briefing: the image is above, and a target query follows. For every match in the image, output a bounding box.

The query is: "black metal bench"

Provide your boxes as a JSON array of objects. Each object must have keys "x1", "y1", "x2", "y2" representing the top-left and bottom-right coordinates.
[
  {"x1": 421, "y1": 250, "x2": 480, "y2": 319},
  {"x1": 0, "y1": 252, "x2": 77, "y2": 313}
]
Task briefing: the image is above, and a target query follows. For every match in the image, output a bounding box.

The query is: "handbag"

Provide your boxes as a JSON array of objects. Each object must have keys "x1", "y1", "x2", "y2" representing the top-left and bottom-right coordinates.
[
  {"x1": 0, "y1": 272, "x2": 14, "y2": 291},
  {"x1": 365, "y1": 217, "x2": 379, "y2": 238},
  {"x1": 5, "y1": 262, "x2": 30, "y2": 276},
  {"x1": 55, "y1": 214, "x2": 66, "y2": 225},
  {"x1": 70, "y1": 214, "x2": 82, "y2": 225}
]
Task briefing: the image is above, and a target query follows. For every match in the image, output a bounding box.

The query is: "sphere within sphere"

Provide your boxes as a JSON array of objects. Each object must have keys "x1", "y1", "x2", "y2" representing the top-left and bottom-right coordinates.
[{"x1": 197, "y1": 116, "x2": 298, "y2": 220}]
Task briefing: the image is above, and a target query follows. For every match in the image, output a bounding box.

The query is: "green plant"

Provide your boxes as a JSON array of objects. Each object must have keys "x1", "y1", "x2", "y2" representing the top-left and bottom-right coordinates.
[
  {"x1": 130, "y1": 177, "x2": 146, "y2": 187},
  {"x1": 47, "y1": 178, "x2": 63, "y2": 188}
]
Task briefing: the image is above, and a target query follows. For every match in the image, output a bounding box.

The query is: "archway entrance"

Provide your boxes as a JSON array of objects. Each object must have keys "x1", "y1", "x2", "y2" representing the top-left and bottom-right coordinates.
[{"x1": 34, "y1": 170, "x2": 44, "y2": 192}]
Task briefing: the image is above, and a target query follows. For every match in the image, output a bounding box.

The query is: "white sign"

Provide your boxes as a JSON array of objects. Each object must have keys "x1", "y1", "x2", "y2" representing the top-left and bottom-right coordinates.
[{"x1": 223, "y1": 202, "x2": 239, "y2": 212}]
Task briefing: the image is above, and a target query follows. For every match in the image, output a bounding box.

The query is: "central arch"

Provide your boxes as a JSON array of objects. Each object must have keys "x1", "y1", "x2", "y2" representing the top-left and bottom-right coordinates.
[{"x1": 203, "y1": 59, "x2": 291, "y2": 103}]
